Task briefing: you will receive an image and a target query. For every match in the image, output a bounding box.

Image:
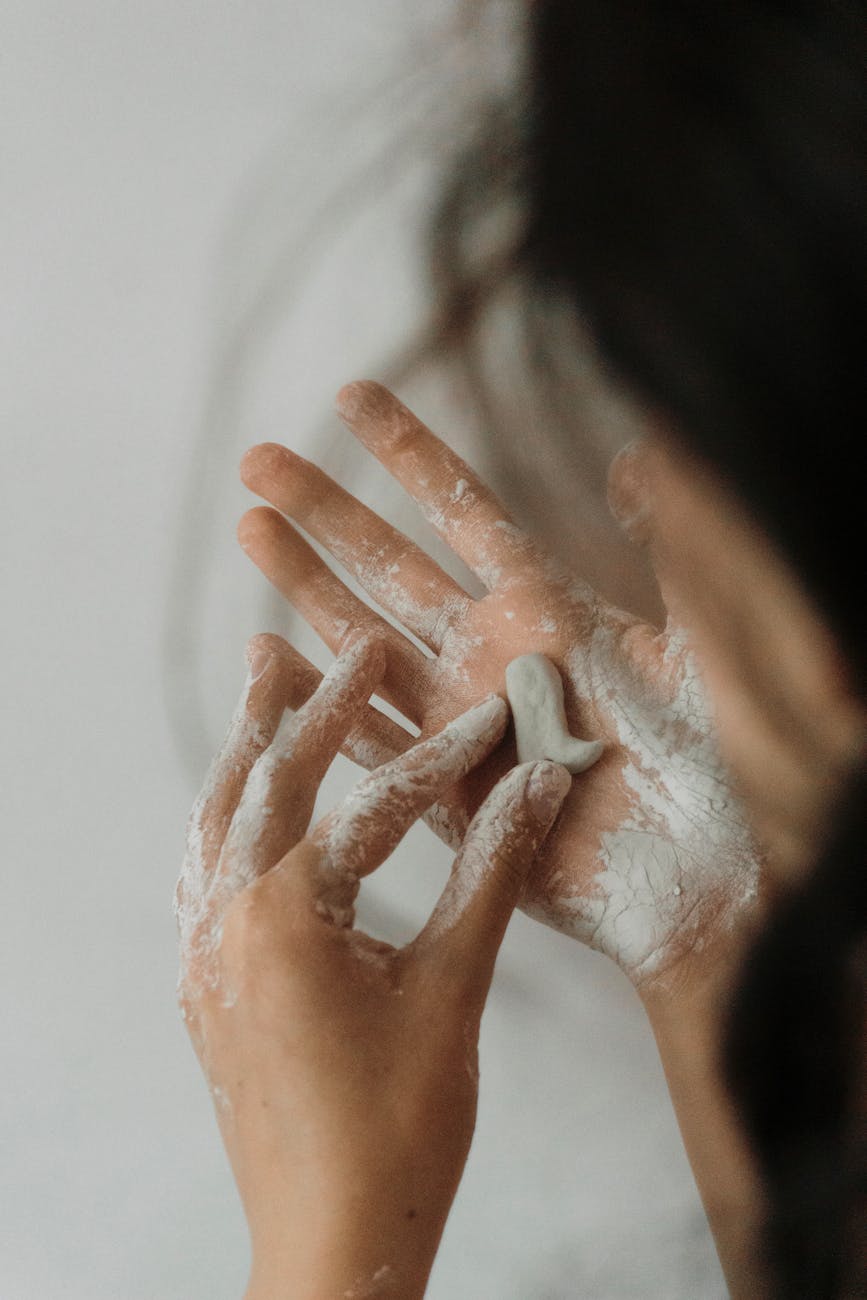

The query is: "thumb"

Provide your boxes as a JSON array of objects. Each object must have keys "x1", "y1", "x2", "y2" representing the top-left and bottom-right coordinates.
[
  {"x1": 412, "y1": 760, "x2": 572, "y2": 1005},
  {"x1": 606, "y1": 439, "x2": 653, "y2": 545},
  {"x1": 608, "y1": 439, "x2": 694, "y2": 650}
]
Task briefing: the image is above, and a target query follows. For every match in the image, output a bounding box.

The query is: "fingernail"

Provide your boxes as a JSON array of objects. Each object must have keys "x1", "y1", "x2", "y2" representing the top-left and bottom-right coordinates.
[
  {"x1": 247, "y1": 647, "x2": 271, "y2": 682},
  {"x1": 449, "y1": 694, "x2": 509, "y2": 743},
  {"x1": 335, "y1": 380, "x2": 379, "y2": 425},
  {"x1": 526, "y1": 761, "x2": 572, "y2": 822},
  {"x1": 607, "y1": 441, "x2": 652, "y2": 540}
]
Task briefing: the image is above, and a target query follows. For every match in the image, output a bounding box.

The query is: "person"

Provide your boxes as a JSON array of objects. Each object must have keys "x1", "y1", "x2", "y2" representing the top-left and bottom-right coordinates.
[{"x1": 175, "y1": 2, "x2": 867, "y2": 1296}]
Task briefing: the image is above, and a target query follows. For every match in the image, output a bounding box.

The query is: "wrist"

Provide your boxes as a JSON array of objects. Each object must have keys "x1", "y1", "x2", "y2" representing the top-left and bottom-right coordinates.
[
  {"x1": 636, "y1": 883, "x2": 769, "y2": 1031},
  {"x1": 242, "y1": 1175, "x2": 452, "y2": 1300},
  {"x1": 245, "y1": 1229, "x2": 435, "y2": 1300},
  {"x1": 636, "y1": 932, "x2": 768, "y2": 1299}
]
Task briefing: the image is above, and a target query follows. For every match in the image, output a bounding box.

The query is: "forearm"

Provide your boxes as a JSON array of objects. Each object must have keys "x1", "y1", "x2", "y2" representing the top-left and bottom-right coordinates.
[
  {"x1": 243, "y1": 1198, "x2": 445, "y2": 1300},
  {"x1": 245, "y1": 1242, "x2": 432, "y2": 1300},
  {"x1": 641, "y1": 965, "x2": 768, "y2": 1300},
  {"x1": 238, "y1": 1144, "x2": 461, "y2": 1300}
]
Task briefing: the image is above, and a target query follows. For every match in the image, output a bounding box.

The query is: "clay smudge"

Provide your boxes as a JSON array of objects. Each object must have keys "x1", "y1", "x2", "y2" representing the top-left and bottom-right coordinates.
[
  {"x1": 313, "y1": 695, "x2": 508, "y2": 879},
  {"x1": 175, "y1": 664, "x2": 268, "y2": 985},
  {"x1": 550, "y1": 621, "x2": 759, "y2": 979},
  {"x1": 423, "y1": 760, "x2": 571, "y2": 942}
]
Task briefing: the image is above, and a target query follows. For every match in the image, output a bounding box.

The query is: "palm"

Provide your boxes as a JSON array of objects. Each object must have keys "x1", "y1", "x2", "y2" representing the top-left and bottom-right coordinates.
[{"x1": 240, "y1": 384, "x2": 759, "y2": 984}]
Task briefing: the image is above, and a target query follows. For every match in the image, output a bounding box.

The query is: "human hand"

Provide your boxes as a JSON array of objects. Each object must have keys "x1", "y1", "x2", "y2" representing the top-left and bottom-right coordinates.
[
  {"x1": 175, "y1": 633, "x2": 570, "y2": 1300},
  {"x1": 238, "y1": 383, "x2": 762, "y2": 993}
]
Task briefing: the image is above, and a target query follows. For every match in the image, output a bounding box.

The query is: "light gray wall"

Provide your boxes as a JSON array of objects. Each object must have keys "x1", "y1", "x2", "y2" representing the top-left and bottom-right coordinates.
[{"x1": 2, "y1": 3, "x2": 725, "y2": 1295}]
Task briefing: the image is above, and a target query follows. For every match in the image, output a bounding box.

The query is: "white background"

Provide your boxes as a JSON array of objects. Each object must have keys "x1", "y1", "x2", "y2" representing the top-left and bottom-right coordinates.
[{"x1": 2, "y1": 2, "x2": 726, "y2": 1296}]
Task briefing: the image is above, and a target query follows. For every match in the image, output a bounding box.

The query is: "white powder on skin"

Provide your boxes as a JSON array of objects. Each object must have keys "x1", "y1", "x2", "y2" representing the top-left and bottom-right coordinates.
[
  {"x1": 177, "y1": 640, "x2": 385, "y2": 999},
  {"x1": 437, "y1": 626, "x2": 486, "y2": 688},
  {"x1": 343, "y1": 1264, "x2": 395, "y2": 1298},
  {"x1": 396, "y1": 464, "x2": 757, "y2": 982},
  {"x1": 175, "y1": 665, "x2": 268, "y2": 993},
  {"x1": 313, "y1": 695, "x2": 506, "y2": 883},
  {"x1": 331, "y1": 459, "x2": 756, "y2": 982},
  {"x1": 423, "y1": 768, "x2": 528, "y2": 942},
  {"x1": 422, "y1": 760, "x2": 570, "y2": 943},
  {"x1": 552, "y1": 614, "x2": 759, "y2": 980},
  {"x1": 220, "y1": 707, "x2": 295, "y2": 860},
  {"x1": 211, "y1": 1084, "x2": 232, "y2": 1116},
  {"x1": 352, "y1": 542, "x2": 469, "y2": 648}
]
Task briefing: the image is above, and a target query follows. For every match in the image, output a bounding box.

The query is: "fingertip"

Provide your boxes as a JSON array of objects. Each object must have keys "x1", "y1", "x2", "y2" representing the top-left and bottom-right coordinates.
[
  {"x1": 246, "y1": 630, "x2": 291, "y2": 662},
  {"x1": 606, "y1": 439, "x2": 653, "y2": 543},
  {"x1": 244, "y1": 631, "x2": 295, "y2": 683},
  {"x1": 335, "y1": 379, "x2": 362, "y2": 414},
  {"x1": 335, "y1": 379, "x2": 392, "y2": 425},
  {"x1": 244, "y1": 635, "x2": 273, "y2": 682},
  {"x1": 236, "y1": 504, "x2": 283, "y2": 555},
  {"x1": 526, "y1": 760, "x2": 572, "y2": 824},
  {"x1": 448, "y1": 693, "x2": 509, "y2": 746},
  {"x1": 241, "y1": 441, "x2": 295, "y2": 489}
]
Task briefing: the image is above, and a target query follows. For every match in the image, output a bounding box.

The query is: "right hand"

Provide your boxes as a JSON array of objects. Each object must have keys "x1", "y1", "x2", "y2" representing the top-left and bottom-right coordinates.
[{"x1": 176, "y1": 633, "x2": 571, "y2": 1299}]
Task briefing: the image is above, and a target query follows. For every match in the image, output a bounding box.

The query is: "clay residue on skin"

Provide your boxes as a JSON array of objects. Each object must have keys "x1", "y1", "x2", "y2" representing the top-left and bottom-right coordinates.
[
  {"x1": 343, "y1": 1264, "x2": 396, "y2": 1298},
  {"x1": 340, "y1": 540, "x2": 470, "y2": 651},
  {"x1": 175, "y1": 665, "x2": 268, "y2": 994},
  {"x1": 437, "y1": 625, "x2": 486, "y2": 688},
  {"x1": 313, "y1": 695, "x2": 507, "y2": 880},
  {"x1": 176, "y1": 639, "x2": 386, "y2": 1000},
  {"x1": 556, "y1": 620, "x2": 759, "y2": 980},
  {"x1": 339, "y1": 727, "x2": 467, "y2": 849},
  {"x1": 422, "y1": 761, "x2": 570, "y2": 943}
]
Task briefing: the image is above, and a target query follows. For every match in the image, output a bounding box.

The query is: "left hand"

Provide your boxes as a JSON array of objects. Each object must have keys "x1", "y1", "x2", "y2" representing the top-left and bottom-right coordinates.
[
  {"x1": 237, "y1": 383, "x2": 762, "y2": 993},
  {"x1": 175, "y1": 632, "x2": 570, "y2": 1300}
]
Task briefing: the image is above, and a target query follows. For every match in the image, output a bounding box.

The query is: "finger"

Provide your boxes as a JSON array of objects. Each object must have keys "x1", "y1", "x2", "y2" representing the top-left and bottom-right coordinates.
[
  {"x1": 180, "y1": 641, "x2": 297, "y2": 881},
  {"x1": 606, "y1": 440, "x2": 696, "y2": 678},
  {"x1": 607, "y1": 439, "x2": 696, "y2": 640},
  {"x1": 606, "y1": 439, "x2": 654, "y2": 546},
  {"x1": 256, "y1": 635, "x2": 470, "y2": 850},
  {"x1": 310, "y1": 694, "x2": 509, "y2": 879},
  {"x1": 412, "y1": 760, "x2": 571, "y2": 1003},
  {"x1": 175, "y1": 638, "x2": 299, "y2": 952},
  {"x1": 241, "y1": 443, "x2": 473, "y2": 652},
  {"x1": 215, "y1": 635, "x2": 387, "y2": 890},
  {"x1": 252, "y1": 631, "x2": 417, "y2": 770},
  {"x1": 341, "y1": 712, "x2": 473, "y2": 852},
  {"x1": 336, "y1": 381, "x2": 547, "y2": 592},
  {"x1": 238, "y1": 504, "x2": 432, "y2": 724},
  {"x1": 257, "y1": 634, "x2": 471, "y2": 845}
]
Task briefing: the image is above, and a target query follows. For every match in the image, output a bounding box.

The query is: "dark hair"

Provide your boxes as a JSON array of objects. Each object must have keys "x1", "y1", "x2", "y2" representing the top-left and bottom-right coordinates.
[
  {"x1": 724, "y1": 764, "x2": 867, "y2": 1296},
  {"x1": 429, "y1": 1, "x2": 867, "y2": 1294}
]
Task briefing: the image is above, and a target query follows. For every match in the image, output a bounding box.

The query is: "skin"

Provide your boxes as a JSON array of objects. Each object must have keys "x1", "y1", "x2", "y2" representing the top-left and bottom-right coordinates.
[
  {"x1": 610, "y1": 432, "x2": 866, "y2": 881},
  {"x1": 607, "y1": 431, "x2": 867, "y2": 1293},
  {"x1": 177, "y1": 631, "x2": 571, "y2": 1300},
  {"x1": 182, "y1": 382, "x2": 866, "y2": 1297},
  {"x1": 239, "y1": 384, "x2": 761, "y2": 990}
]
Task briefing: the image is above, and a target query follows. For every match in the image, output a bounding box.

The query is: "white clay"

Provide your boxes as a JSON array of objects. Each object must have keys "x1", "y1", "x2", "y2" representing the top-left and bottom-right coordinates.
[
  {"x1": 505, "y1": 653, "x2": 604, "y2": 774},
  {"x1": 558, "y1": 617, "x2": 760, "y2": 979}
]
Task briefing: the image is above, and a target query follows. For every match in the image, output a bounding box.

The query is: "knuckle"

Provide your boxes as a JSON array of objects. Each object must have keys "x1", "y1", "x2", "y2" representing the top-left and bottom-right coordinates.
[
  {"x1": 469, "y1": 826, "x2": 533, "y2": 894},
  {"x1": 488, "y1": 841, "x2": 532, "y2": 894}
]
